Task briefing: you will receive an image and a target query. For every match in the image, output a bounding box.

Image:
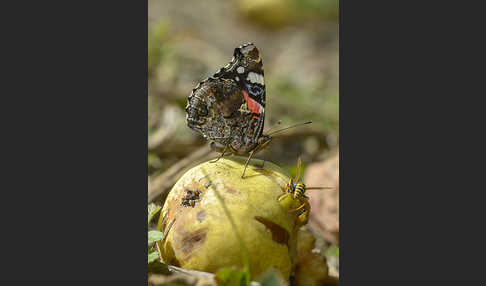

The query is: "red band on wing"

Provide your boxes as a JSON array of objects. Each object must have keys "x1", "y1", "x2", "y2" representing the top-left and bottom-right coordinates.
[{"x1": 242, "y1": 90, "x2": 263, "y2": 119}]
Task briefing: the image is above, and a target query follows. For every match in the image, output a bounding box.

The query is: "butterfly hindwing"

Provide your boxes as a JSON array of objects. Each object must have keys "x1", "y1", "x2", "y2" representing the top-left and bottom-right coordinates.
[{"x1": 186, "y1": 43, "x2": 266, "y2": 155}]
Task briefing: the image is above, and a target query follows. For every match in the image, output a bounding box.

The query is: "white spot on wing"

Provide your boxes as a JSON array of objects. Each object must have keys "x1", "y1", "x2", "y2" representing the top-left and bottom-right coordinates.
[
  {"x1": 246, "y1": 72, "x2": 264, "y2": 85},
  {"x1": 235, "y1": 77, "x2": 239, "y2": 81},
  {"x1": 237, "y1": 66, "x2": 245, "y2": 74}
]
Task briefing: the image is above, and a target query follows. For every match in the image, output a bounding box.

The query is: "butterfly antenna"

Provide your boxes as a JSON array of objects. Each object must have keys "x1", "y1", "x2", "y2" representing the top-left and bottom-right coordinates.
[
  {"x1": 266, "y1": 121, "x2": 312, "y2": 136},
  {"x1": 263, "y1": 120, "x2": 282, "y2": 134}
]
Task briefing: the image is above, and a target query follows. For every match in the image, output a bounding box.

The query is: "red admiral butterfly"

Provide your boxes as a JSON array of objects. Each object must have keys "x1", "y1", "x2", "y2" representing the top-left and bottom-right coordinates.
[{"x1": 186, "y1": 43, "x2": 310, "y2": 177}]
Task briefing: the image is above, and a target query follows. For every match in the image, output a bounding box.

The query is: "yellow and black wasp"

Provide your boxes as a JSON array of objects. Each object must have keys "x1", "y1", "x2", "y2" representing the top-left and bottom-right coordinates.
[{"x1": 278, "y1": 157, "x2": 333, "y2": 227}]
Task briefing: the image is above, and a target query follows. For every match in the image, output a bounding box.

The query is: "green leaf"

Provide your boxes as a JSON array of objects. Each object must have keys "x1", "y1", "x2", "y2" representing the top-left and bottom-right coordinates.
[
  {"x1": 257, "y1": 269, "x2": 285, "y2": 286},
  {"x1": 324, "y1": 245, "x2": 339, "y2": 258},
  {"x1": 215, "y1": 267, "x2": 250, "y2": 286},
  {"x1": 148, "y1": 230, "x2": 165, "y2": 244},
  {"x1": 148, "y1": 203, "x2": 162, "y2": 225},
  {"x1": 148, "y1": 250, "x2": 160, "y2": 264}
]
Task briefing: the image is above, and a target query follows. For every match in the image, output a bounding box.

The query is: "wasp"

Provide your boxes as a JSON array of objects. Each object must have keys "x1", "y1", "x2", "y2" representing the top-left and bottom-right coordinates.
[{"x1": 278, "y1": 157, "x2": 332, "y2": 227}]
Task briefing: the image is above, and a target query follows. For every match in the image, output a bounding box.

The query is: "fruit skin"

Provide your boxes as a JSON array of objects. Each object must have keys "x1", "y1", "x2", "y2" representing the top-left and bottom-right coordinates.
[
  {"x1": 157, "y1": 156, "x2": 304, "y2": 280},
  {"x1": 293, "y1": 229, "x2": 329, "y2": 286}
]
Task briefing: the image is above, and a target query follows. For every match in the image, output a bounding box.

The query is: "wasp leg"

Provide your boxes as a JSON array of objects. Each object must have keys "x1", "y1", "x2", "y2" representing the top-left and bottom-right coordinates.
[
  {"x1": 277, "y1": 193, "x2": 288, "y2": 201},
  {"x1": 290, "y1": 201, "x2": 308, "y2": 212},
  {"x1": 296, "y1": 210, "x2": 309, "y2": 227},
  {"x1": 294, "y1": 201, "x2": 310, "y2": 227}
]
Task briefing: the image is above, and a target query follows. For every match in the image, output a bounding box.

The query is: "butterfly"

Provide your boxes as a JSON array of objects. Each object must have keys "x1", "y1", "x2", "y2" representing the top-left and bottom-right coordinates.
[{"x1": 186, "y1": 43, "x2": 310, "y2": 177}]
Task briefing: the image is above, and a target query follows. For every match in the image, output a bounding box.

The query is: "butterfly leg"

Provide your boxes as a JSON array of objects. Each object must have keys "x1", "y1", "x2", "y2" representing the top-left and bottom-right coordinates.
[
  {"x1": 259, "y1": 147, "x2": 268, "y2": 169},
  {"x1": 247, "y1": 138, "x2": 273, "y2": 173},
  {"x1": 210, "y1": 144, "x2": 229, "y2": 163},
  {"x1": 259, "y1": 144, "x2": 275, "y2": 169},
  {"x1": 242, "y1": 148, "x2": 260, "y2": 178}
]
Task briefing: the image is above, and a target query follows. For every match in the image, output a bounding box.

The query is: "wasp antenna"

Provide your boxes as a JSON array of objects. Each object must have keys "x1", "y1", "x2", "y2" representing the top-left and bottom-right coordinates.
[
  {"x1": 266, "y1": 121, "x2": 312, "y2": 136},
  {"x1": 295, "y1": 157, "x2": 302, "y2": 182}
]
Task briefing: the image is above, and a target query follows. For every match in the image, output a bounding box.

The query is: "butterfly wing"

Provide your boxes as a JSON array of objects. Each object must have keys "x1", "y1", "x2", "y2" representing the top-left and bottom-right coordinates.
[
  {"x1": 214, "y1": 43, "x2": 266, "y2": 118},
  {"x1": 186, "y1": 43, "x2": 267, "y2": 155}
]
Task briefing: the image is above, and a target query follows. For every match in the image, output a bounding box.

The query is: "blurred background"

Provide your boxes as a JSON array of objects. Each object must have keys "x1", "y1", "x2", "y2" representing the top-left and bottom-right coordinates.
[{"x1": 148, "y1": 0, "x2": 339, "y2": 281}]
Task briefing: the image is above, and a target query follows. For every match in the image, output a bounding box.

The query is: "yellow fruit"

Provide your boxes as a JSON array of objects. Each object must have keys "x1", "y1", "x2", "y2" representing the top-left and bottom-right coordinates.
[
  {"x1": 237, "y1": 0, "x2": 296, "y2": 29},
  {"x1": 294, "y1": 229, "x2": 329, "y2": 286},
  {"x1": 156, "y1": 156, "x2": 305, "y2": 280}
]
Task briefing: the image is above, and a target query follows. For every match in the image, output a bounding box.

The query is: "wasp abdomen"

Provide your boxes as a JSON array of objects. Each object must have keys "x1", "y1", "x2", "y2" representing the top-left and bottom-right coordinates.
[{"x1": 293, "y1": 183, "x2": 306, "y2": 199}]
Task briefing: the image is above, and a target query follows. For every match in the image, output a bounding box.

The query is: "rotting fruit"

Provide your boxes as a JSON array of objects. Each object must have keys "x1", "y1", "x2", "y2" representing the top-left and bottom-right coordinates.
[
  {"x1": 293, "y1": 228, "x2": 329, "y2": 286},
  {"x1": 156, "y1": 156, "x2": 308, "y2": 280}
]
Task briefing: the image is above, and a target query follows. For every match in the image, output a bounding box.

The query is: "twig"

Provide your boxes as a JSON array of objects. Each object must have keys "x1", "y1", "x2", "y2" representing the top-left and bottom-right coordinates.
[{"x1": 148, "y1": 146, "x2": 214, "y2": 202}]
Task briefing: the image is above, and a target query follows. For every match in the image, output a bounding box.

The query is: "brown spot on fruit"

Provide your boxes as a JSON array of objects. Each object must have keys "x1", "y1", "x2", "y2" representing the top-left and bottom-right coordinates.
[
  {"x1": 180, "y1": 228, "x2": 207, "y2": 255},
  {"x1": 197, "y1": 210, "x2": 206, "y2": 222},
  {"x1": 158, "y1": 157, "x2": 297, "y2": 280},
  {"x1": 254, "y1": 216, "x2": 290, "y2": 246},
  {"x1": 219, "y1": 183, "x2": 239, "y2": 195},
  {"x1": 181, "y1": 189, "x2": 202, "y2": 207}
]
